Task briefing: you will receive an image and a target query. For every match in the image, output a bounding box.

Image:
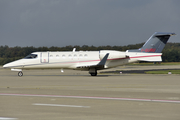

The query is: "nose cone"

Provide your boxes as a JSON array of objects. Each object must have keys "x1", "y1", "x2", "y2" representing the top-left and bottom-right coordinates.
[
  {"x1": 3, "y1": 63, "x2": 10, "y2": 68},
  {"x1": 3, "y1": 59, "x2": 24, "y2": 69},
  {"x1": 3, "y1": 62, "x2": 16, "y2": 68}
]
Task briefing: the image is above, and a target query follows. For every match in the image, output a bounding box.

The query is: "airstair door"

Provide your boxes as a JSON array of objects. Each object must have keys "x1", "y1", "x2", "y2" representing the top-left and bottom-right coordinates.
[{"x1": 41, "y1": 52, "x2": 49, "y2": 63}]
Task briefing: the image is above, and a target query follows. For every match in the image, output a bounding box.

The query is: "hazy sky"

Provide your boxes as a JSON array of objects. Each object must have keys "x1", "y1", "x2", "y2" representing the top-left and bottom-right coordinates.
[{"x1": 0, "y1": 0, "x2": 179, "y2": 47}]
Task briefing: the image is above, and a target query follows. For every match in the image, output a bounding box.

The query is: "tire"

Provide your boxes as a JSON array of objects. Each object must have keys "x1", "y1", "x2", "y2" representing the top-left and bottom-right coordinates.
[
  {"x1": 90, "y1": 73, "x2": 97, "y2": 76},
  {"x1": 18, "y1": 71, "x2": 23, "y2": 77}
]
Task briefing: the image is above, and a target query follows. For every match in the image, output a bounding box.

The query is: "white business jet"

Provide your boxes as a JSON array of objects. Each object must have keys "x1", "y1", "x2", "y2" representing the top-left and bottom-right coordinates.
[{"x1": 3, "y1": 32, "x2": 175, "y2": 76}]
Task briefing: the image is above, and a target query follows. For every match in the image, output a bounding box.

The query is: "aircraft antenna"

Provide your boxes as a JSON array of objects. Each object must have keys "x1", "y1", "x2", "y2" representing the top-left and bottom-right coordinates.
[{"x1": 73, "y1": 48, "x2": 76, "y2": 52}]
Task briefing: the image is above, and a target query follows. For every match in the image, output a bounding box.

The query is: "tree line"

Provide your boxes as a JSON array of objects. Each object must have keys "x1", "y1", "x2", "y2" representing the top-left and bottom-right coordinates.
[{"x1": 0, "y1": 42, "x2": 180, "y2": 65}]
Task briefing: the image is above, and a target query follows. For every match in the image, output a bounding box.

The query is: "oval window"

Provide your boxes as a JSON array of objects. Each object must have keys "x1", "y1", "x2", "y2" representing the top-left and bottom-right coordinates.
[
  {"x1": 79, "y1": 54, "x2": 83, "y2": 58},
  {"x1": 68, "y1": 54, "x2": 72, "y2": 59},
  {"x1": 84, "y1": 54, "x2": 88, "y2": 58},
  {"x1": 62, "y1": 55, "x2": 66, "y2": 59},
  {"x1": 74, "y1": 54, "x2": 77, "y2": 58},
  {"x1": 50, "y1": 55, "x2": 53, "y2": 59},
  {"x1": 56, "y1": 55, "x2": 59, "y2": 59}
]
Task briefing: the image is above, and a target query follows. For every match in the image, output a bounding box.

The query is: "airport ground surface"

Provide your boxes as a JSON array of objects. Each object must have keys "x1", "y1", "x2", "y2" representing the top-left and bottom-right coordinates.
[{"x1": 0, "y1": 65, "x2": 180, "y2": 120}]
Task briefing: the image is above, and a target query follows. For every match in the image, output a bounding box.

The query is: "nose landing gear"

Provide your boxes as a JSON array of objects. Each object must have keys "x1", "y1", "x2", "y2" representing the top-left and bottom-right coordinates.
[{"x1": 18, "y1": 71, "x2": 23, "y2": 77}]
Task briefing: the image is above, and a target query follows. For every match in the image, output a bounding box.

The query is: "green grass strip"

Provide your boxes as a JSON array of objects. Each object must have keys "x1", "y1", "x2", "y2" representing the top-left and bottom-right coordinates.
[{"x1": 145, "y1": 70, "x2": 180, "y2": 74}]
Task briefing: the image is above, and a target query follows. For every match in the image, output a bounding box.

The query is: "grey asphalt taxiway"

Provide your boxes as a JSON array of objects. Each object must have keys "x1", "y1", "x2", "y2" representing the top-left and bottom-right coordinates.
[{"x1": 0, "y1": 66, "x2": 180, "y2": 120}]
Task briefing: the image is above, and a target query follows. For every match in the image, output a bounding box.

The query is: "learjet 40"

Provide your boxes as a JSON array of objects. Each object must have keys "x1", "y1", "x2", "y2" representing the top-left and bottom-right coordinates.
[{"x1": 3, "y1": 32, "x2": 175, "y2": 76}]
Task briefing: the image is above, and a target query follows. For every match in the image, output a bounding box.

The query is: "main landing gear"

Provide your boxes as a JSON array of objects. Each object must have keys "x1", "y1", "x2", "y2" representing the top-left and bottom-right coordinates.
[
  {"x1": 89, "y1": 68, "x2": 97, "y2": 76},
  {"x1": 90, "y1": 72, "x2": 97, "y2": 76},
  {"x1": 18, "y1": 71, "x2": 23, "y2": 77}
]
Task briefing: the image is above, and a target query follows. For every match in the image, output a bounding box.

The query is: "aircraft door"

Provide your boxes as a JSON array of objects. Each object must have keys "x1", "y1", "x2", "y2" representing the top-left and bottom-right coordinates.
[{"x1": 41, "y1": 52, "x2": 49, "y2": 63}]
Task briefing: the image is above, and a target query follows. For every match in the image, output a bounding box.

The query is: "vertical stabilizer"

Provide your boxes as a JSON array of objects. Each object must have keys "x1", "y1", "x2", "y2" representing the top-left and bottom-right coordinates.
[{"x1": 127, "y1": 32, "x2": 175, "y2": 53}]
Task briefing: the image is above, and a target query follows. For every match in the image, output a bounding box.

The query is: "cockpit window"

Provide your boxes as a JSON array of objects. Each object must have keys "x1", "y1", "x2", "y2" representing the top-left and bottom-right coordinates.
[{"x1": 24, "y1": 54, "x2": 38, "y2": 59}]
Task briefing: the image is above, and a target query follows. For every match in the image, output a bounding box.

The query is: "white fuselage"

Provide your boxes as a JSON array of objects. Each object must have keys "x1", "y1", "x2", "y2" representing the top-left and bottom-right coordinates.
[{"x1": 3, "y1": 50, "x2": 162, "y2": 71}]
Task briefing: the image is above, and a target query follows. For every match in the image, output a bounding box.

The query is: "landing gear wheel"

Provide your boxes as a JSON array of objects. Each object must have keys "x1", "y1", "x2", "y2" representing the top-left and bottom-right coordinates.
[
  {"x1": 89, "y1": 68, "x2": 97, "y2": 76},
  {"x1": 90, "y1": 72, "x2": 97, "y2": 76},
  {"x1": 18, "y1": 71, "x2": 23, "y2": 77}
]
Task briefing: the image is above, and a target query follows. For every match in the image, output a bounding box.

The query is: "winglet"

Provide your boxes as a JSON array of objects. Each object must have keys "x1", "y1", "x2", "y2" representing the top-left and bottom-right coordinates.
[{"x1": 97, "y1": 53, "x2": 109, "y2": 66}]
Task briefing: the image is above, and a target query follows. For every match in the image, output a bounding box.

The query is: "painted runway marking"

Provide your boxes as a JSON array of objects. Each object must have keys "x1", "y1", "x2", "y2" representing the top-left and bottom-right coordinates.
[
  {"x1": 0, "y1": 117, "x2": 17, "y2": 120},
  {"x1": 33, "y1": 103, "x2": 90, "y2": 108},
  {"x1": 1, "y1": 93, "x2": 180, "y2": 104}
]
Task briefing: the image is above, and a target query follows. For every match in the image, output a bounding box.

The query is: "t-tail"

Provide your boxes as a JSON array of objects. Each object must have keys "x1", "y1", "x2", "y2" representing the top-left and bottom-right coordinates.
[{"x1": 127, "y1": 32, "x2": 176, "y2": 53}]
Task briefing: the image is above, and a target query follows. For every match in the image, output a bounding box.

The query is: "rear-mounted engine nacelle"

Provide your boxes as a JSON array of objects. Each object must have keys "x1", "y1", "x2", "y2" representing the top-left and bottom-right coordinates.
[{"x1": 99, "y1": 50, "x2": 127, "y2": 60}]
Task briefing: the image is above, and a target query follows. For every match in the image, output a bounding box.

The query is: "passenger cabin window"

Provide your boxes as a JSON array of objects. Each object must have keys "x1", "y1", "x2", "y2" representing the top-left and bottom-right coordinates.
[
  {"x1": 49, "y1": 55, "x2": 53, "y2": 59},
  {"x1": 56, "y1": 55, "x2": 59, "y2": 59},
  {"x1": 68, "y1": 55, "x2": 72, "y2": 58},
  {"x1": 24, "y1": 54, "x2": 37, "y2": 59},
  {"x1": 79, "y1": 54, "x2": 83, "y2": 58},
  {"x1": 74, "y1": 54, "x2": 77, "y2": 58},
  {"x1": 84, "y1": 54, "x2": 88, "y2": 58},
  {"x1": 62, "y1": 55, "x2": 66, "y2": 59}
]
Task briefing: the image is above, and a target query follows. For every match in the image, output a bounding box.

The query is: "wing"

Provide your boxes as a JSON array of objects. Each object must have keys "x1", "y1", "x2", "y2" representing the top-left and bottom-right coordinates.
[{"x1": 76, "y1": 53, "x2": 109, "y2": 70}]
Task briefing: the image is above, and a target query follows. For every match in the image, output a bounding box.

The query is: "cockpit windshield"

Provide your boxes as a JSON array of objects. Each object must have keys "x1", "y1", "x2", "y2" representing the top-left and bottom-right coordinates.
[{"x1": 24, "y1": 54, "x2": 38, "y2": 59}]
